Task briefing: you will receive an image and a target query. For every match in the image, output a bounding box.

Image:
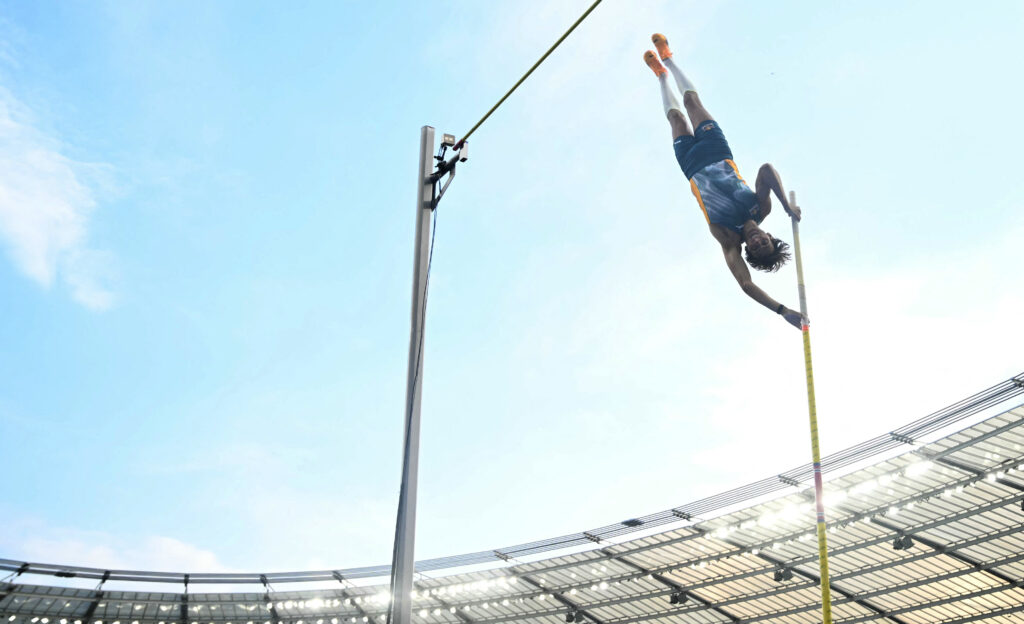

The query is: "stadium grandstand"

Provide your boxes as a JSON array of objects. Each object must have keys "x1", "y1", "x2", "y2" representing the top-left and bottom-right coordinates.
[{"x1": 3, "y1": 372, "x2": 1023, "y2": 624}]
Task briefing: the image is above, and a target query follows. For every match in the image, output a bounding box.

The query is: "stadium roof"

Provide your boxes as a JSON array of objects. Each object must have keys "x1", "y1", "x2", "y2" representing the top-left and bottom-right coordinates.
[{"x1": 3, "y1": 372, "x2": 1023, "y2": 624}]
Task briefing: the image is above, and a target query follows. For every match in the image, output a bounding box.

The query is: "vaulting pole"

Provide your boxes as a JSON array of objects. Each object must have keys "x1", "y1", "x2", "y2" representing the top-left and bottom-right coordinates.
[
  {"x1": 789, "y1": 190, "x2": 833, "y2": 624},
  {"x1": 388, "y1": 125, "x2": 436, "y2": 624}
]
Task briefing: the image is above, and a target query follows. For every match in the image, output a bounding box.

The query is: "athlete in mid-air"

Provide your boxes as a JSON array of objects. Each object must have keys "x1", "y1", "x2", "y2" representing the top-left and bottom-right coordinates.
[{"x1": 644, "y1": 34, "x2": 804, "y2": 329}]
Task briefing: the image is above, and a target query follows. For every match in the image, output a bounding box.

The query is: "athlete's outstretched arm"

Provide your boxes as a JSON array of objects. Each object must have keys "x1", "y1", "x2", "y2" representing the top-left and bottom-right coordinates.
[
  {"x1": 719, "y1": 243, "x2": 802, "y2": 329},
  {"x1": 755, "y1": 164, "x2": 800, "y2": 221}
]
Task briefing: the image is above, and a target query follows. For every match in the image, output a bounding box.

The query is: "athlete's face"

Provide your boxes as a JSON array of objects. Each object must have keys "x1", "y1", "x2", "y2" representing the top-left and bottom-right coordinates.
[{"x1": 746, "y1": 230, "x2": 774, "y2": 258}]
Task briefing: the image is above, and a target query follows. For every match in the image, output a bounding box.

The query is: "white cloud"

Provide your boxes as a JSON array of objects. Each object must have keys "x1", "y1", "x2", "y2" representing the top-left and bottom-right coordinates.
[
  {"x1": 2, "y1": 520, "x2": 230, "y2": 573},
  {"x1": 0, "y1": 88, "x2": 114, "y2": 309}
]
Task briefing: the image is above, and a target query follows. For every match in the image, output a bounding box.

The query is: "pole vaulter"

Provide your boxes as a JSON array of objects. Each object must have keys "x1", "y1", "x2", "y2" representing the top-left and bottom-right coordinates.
[
  {"x1": 644, "y1": 33, "x2": 834, "y2": 623},
  {"x1": 643, "y1": 33, "x2": 804, "y2": 329}
]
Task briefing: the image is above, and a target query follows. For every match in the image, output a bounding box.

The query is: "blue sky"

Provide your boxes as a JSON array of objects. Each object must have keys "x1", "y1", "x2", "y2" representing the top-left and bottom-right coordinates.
[{"x1": 1, "y1": 0, "x2": 1023, "y2": 580}]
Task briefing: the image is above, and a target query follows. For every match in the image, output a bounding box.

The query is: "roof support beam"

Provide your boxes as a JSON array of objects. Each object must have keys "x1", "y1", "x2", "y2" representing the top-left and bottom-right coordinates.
[
  {"x1": 0, "y1": 583, "x2": 18, "y2": 606},
  {"x1": 722, "y1": 538, "x2": 912, "y2": 624},
  {"x1": 517, "y1": 575, "x2": 603, "y2": 624},
  {"x1": 83, "y1": 594, "x2": 104, "y2": 624},
  {"x1": 183, "y1": 575, "x2": 192, "y2": 624},
  {"x1": 85, "y1": 571, "x2": 111, "y2": 624},
  {"x1": 0, "y1": 565, "x2": 29, "y2": 610},
  {"x1": 598, "y1": 548, "x2": 739, "y2": 623},
  {"x1": 429, "y1": 598, "x2": 470, "y2": 624},
  {"x1": 259, "y1": 575, "x2": 280, "y2": 624},
  {"x1": 331, "y1": 572, "x2": 372, "y2": 624},
  {"x1": 418, "y1": 588, "x2": 473, "y2": 624},
  {"x1": 869, "y1": 516, "x2": 1019, "y2": 585},
  {"x1": 931, "y1": 455, "x2": 1024, "y2": 492},
  {"x1": 834, "y1": 578, "x2": 1024, "y2": 624},
  {"x1": 922, "y1": 414, "x2": 1024, "y2": 461}
]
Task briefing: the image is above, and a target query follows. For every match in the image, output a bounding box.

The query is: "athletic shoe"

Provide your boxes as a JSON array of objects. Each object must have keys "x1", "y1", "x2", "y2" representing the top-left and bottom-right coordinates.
[
  {"x1": 644, "y1": 50, "x2": 666, "y2": 77},
  {"x1": 652, "y1": 33, "x2": 672, "y2": 60}
]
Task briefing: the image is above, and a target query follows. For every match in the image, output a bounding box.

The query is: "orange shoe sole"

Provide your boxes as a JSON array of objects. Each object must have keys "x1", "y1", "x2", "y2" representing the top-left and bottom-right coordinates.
[
  {"x1": 652, "y1": 33, "x2": 672, "y2": 59},
  {"x1": 644, "y1": 50, "x2": 667, "y2": 77}
]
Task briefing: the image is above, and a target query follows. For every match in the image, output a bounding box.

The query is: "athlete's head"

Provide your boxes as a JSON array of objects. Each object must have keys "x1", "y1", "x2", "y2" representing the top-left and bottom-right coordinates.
[{"x1": 744, "y1": 230, "x2": 791, "y2": 273}]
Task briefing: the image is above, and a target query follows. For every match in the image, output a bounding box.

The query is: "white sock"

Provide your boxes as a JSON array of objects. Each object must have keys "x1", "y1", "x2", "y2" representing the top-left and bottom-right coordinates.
[
  {"x1": 663, "y1": 57, "x2": 696, "y2": 94},
  {"x1": 659, "y1": 74, "x2": 681, "y2": 117}
]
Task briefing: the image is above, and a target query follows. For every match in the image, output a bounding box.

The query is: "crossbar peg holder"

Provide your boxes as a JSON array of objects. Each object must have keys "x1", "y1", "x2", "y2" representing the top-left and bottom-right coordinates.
[{"x1": 428, "y1": 137, "x2": 468, "y2": 209}]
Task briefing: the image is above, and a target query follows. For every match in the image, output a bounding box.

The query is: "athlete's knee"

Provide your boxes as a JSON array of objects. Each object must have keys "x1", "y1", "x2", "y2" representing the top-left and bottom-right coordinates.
[
  {"x1": 668, "y1": 110, "x2": 690, "y2": 138},
  {"x1": 757, "y1": 163, "x2": 779, "y2": 185},
  {"x1": 683, "y1": 91, "x2": 713, "y2": 125}
]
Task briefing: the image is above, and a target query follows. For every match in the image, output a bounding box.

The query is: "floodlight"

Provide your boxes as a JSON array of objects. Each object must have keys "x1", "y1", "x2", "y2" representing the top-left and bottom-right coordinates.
[{"x1": 773, "y1": 568, "x2": 793, "y2": 582}]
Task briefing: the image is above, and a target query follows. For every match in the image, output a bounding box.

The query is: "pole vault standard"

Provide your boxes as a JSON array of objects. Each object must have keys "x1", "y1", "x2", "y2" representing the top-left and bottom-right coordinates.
[
  {"x1": 387, "y1": 125, "x2": 434, "y2": 624},
  {"x1": 789, "y1": 191, "x2": 834, "y2": 624},
  {"x1": 388, "y1": 127, "x2": 465, "y2": 624},
  {"x1": 388, "y1": 4, "x2": 599, "y2": 622}
]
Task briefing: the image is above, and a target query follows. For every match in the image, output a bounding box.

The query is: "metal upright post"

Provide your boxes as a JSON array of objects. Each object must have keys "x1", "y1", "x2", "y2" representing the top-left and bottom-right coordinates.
[
  {"x1": 389, "y1": 125, "x2": 435, "y2": 624},
  {"x1": 789, "y1": 191, "x2": 834, "y2": 624}
]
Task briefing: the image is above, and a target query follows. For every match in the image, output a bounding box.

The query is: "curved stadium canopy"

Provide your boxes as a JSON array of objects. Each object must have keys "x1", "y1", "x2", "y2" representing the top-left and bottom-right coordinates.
[{"x1": 3, "y1": 372, "x2": 1024, "y2": 624}]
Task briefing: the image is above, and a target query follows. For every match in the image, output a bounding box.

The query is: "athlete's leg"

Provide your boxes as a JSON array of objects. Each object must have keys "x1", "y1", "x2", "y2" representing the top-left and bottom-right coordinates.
[
  {"x1": 682, "y1": 90, "x2": 714, "y2": 128},
  {"x1": 668, "y1": 108, "x2": 690, "y2": 140},
  {"x1": 645, "y1": 50, "x2": 691, "y2": 139},
  {"x1": 652, "y1": 34, "x2": 714, "y2": 128}
]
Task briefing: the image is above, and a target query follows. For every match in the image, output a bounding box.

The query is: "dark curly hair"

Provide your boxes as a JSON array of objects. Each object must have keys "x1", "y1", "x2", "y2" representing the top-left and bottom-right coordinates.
[{"x1": 744, "y1": 236, "x2": 791, "y2": 273}]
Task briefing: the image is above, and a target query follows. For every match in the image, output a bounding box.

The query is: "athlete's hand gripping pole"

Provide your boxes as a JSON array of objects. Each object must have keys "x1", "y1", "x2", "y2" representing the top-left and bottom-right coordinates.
[{"x1": 789, "y1": 190, "x2": 834, "y2": 624}]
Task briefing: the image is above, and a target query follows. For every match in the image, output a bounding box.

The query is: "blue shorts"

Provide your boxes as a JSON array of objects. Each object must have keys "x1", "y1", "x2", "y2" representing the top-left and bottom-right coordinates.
[{"x1": 673, "y1": 119, "x2": 734, "y2": 179}]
